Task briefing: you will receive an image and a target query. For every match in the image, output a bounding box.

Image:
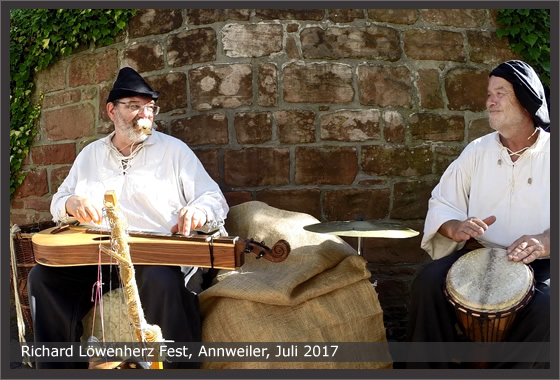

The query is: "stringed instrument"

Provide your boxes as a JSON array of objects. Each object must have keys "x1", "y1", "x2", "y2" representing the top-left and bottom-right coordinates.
[{"x1": 32, "y1": 225, "x2": 290, "y2": 270}]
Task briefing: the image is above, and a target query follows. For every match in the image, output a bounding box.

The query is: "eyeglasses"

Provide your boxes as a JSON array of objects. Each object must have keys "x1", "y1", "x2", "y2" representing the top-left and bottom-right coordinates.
[{"x1": 115, "y1": 101, "x2": 160, "y2": 115}]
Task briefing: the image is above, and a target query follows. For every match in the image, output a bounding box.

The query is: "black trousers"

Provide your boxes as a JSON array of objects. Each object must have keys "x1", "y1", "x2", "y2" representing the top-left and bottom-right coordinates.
[
  {"x1": 28, "y1": 264, "x2": 201, "y2": 369},
  {"x1": 406, "y1": 249, "x2": 550, "y2": 369}
]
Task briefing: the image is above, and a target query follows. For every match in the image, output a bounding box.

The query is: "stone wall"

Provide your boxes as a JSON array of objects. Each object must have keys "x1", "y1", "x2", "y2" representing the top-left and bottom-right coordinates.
[{"x1": 10, "y1": 8, "x2": 520, "y2": 341}]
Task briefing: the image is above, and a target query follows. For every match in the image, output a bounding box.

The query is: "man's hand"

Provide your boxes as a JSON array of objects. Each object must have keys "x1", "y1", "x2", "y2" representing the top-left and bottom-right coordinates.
[
  {"x1": 65, "y1": 195, "x2": 103, "y2": 224},
  {"x1": 507, "y1": 229, "x2": 550, "y2": 263},
  {"x1": 171, "y1": 206, "x2": 207, "y2": 236},
  {"x1": 438, "y1": 216, "x2": 497, "y2": 242}
]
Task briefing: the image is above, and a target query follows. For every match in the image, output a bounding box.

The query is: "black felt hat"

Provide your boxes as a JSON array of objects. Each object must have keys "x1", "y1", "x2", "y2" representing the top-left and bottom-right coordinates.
[
  {"x1": 490, "y1": 60, "x2": 549, "y2": 129},
  {"x1": 106, "y1": 67, "x2": 159, "y2": 104}
]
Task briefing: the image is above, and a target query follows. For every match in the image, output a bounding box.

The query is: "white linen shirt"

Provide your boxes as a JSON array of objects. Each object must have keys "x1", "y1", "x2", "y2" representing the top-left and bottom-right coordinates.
[
  {"x1": 421, "y1": 129, "x2": 550, "y2": 260},
  {"x1": 51, "y1": 130, "x2": 229, "y2": 234}
]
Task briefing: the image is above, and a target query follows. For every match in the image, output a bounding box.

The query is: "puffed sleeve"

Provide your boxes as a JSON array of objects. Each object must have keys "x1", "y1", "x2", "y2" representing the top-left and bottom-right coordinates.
[
  {"x1": 420, "y1": 152, "x2": 473, "y2": 260},
  {"x1": 179, "y1": 149, "x2": 229, "y2": 234}
]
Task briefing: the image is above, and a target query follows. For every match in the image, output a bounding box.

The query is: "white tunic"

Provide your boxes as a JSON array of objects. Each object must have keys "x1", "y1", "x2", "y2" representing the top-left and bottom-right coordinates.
[
  {"x1": 421, "y1": 129, "x2": 550, "y2": 260},
  {"x1": 51, "y1": 130, "x2": 229, "y2": 234}
]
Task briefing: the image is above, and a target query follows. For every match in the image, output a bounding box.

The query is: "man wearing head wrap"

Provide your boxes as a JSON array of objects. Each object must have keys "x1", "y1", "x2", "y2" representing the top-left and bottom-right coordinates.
[
  {"x1": 28, "y1": 67, "x2": 229, "y2": 369},
  {"x1": 405, "y1": 61, "x2": 550, "y2": 369}
]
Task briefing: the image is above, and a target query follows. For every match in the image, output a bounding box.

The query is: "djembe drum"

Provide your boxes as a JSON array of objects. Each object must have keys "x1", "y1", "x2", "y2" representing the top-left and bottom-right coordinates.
[{"x1": 444, "y1": 247, "x2": 535, "y2": 342}]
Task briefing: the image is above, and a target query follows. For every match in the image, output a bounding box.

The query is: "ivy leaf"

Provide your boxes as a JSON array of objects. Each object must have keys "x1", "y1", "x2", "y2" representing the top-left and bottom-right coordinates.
[
  {"x1": 9, "y1": 9, "x2": 136, "y2": 199},
  {"x1": 509, "y1": 26, "x2": 521, "y2": 37},
  {"x1": 528, "y1": 46, "x2": 541, "y2": 60},
  {"x1": 522, "y1": 33, "x2": 538, "y2": 47},
  {"x1": 496, "y1": 29, "x2": 509, "y2": 39}
]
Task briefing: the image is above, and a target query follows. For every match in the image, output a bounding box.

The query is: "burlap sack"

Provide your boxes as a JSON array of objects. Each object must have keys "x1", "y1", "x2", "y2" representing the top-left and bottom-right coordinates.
[
  {"x1": 199, "y1": 201, "x2": 392, "y2": 369},
  {"x1": 82, "y1": 288, "x2": 133, "y2": 343}
]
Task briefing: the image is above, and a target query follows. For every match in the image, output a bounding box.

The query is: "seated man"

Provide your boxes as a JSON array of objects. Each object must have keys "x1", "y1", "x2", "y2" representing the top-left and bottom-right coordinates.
[
  {"x1": 28, "y1": 67, "x2": 229, "y2": 369},
  {"x1": 406, "y1": 60, "x2": 550, "y2": 369}
]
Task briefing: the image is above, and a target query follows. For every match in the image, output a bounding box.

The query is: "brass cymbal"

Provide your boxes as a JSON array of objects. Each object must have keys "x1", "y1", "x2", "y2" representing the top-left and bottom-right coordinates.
[{"x1": 303, "y1": 220, "x2": 419, "y2": 239}]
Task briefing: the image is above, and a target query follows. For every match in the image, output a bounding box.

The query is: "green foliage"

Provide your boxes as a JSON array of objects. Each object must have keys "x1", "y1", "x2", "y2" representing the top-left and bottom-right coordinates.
[
  {"x1": 9, "y1": 9, "x2": 136, "y2": 199},
  {"x1": 495, "y1": 9, "x2": 550, "y2": 86}
]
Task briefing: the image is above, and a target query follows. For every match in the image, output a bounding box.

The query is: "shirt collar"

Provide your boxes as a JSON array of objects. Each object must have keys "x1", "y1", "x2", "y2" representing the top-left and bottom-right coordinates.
[
  {"x1": 101, "y1": 129, "x2": 159, "y2": 150},
  {"x1": 493, "y1": 127, "x2": 547, "y2": 151}
]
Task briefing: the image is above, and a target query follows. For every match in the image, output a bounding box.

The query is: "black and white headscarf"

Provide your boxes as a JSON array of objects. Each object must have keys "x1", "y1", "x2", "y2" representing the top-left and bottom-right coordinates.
[{"x1": 490, "y1": 60, "x2": 550, "y2": 130}]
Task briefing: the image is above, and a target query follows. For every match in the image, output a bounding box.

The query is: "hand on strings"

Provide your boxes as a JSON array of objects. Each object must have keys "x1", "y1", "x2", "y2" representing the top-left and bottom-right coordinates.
[
  {"x1": 171, "y1": 206, "x2": 207, "y2": 236},
  {"x1": 66, "y1": 195, "x2": 103, "y2": 224},
  {"x1": 439, "y1": 215, "x2": 497, "y2": 242},
  {"x1": 507, "y1": 229, "x2": 550, "y2": 263}
]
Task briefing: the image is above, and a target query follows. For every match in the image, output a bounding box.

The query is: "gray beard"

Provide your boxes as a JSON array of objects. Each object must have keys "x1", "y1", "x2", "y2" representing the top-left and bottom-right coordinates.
[{"x1": 121, "y1": 121, "x2": 149, "y2": 143}]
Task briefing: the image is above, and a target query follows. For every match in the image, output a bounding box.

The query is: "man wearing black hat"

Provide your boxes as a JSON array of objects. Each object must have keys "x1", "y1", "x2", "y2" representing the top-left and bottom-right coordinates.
[
  {"x1": 28, "y1": 67, "x2": 229, "y2": 369},
  {"x1": 405, "y1": 60, "x2": 550, "y2": 369}
]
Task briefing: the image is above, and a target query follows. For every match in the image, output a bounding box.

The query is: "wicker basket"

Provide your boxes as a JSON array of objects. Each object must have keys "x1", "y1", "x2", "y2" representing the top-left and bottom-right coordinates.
[{"x1": 10, "y1": 221, "x2": 56, "y2": 335}]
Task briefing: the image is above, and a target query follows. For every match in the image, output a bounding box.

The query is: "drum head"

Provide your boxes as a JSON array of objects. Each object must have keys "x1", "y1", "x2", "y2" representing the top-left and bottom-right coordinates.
[{"x1": 446, "y1": 248, "x2": 533, "y2": 313}]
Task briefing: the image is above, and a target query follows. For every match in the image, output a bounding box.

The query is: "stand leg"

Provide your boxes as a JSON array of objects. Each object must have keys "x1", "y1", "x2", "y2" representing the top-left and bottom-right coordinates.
[{"x1": 357, "y1": 237, "x2": 363, "y2": 256}]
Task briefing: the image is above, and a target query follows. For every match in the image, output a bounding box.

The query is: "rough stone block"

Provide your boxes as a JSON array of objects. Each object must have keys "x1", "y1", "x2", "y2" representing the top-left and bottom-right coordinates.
[
  {"x1": 224, "y1": 148, "x2": 290, "y2": 187},
  {"x1": 274, "y1": 110, "x2": 316, "y2": 144},
  {"x1": 43, "y1": 90, "x2": 81, "y2": 109},
  {"x1": 445, "y1": 68, "x2": 488, "y2": 111},
  {"x1": 283, "y1": 62, "x2": 353, "y2": 104},
  {"x1": 434, "y1": 146, "x2": 464, "y2": 175},
  {"x1": 367, "y1": 9, "x2": 419, "y2": 24},
  {"x1": 285, "y1": 35, "x2": 300, "y2": 59},
  {"x1": 422, "y1": 9, "x2": 486, "y2": 27},
  {"x1": 409, "y1": 112, "x2": 465, "y2": 141},
  {"x1": 295, "y1": 146, "x2": 358, "y2": 185},
  {"x1": 50, "y1": 166, "x2": 71, "y2": 194},
  {"x1": 404, "y1": 30, "x2": 465, "y2": 61},
  {"x1": 258, "y1": 63, "x2": 278, "y2": 107},
  {"x1": 256, "y1": 189, "x2": 321, "y2": 219},
  {"x1": 467, "y1": 30, "x2": 521, "y2": 65},
  {"x1": 69, "y1": 49, "x2": 118, "y2": 87},
  {"x1": 323, "y1": 189, "x2": 391, "y2": 221},
  {"x1": 468, "y1": 118, "x2": 493, "y2": 142},
  {"x1": 31, "y1": 143, "x2": 75, "y2": 165},
  {"x1": 222, "y1": 24, "x2": 283, "y2": 57},
  {"x1": 34, "y1": 60, "x2": 67, "y2": 95},
  {"x1": 392, "y1": 180, "x2": 438, "y2": 219},
  {"x1": 145, "y1": 72, "x2": 187, "y2": 113},
  {"x1": 128, "y1": 9, "x2": 183, "y2": 38},
  {"x1": 189, "y1": 64, "x2": 252, "y2": 111},
  {"x1": 255, "y1": 9, "x2": 324, "y2": 20},
  {"x1": 14, "y1": 169, "x2": 48, "y2": 198},
  {"x1": 193, "y1": 149, "x2": 220, "y2": 183},
  {"x1": 170, "y1": 114, "x2": 228, "y2": 146},
  {"x1": 167, "y1": 28, "x2": 217, "y2": 67},
  {"x1": 43, "y1": 104, "x2": 95, "y2": 141},
  {"x1": 358, "y1": 65, "x2": 412, "y2": 108},
  {"x1": 22, "y1": 198, "x2": 51, "y2": 213},
  {"x1": 98, "y1": 82, "x2": 113, "y2": 122},
  {"x1": 301, "y1": 26, "x2": 400, "y2": 61},
  {"x1": 362, "y1": 145, "x2": 432, "y2": 177},
  {"x1": 123, "y1": 41, "x2": 165, "y2": 72},
  {"x1": 417, "y1": 69, "x2": 443, "y2": 109},
  {"x1": 383, "y1": 111, "x2": 405, "y2": 143},
  {"x1": 234, "y1": 112, "x2": 272, "y2": 144},
  {"x1": 186, "y1": 9, "x2": 250, "y2": 25},
  {"x1": 320, "y1": 109, "x2": 381, "y2": 142},
  {"x1": 327, "y1": 9, "x2": 365, "y2": 23}
]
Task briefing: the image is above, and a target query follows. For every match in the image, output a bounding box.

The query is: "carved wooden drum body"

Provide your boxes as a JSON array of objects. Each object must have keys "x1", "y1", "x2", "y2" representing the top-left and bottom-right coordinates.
[{"x1": 444, "y1": 248, "x2": 535, "y2": 342}]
